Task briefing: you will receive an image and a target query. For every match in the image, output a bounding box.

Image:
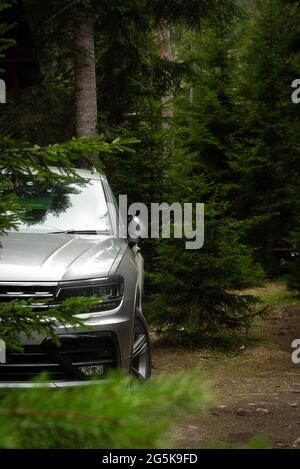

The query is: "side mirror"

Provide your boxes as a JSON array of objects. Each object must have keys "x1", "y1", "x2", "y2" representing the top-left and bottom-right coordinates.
[{"x1": 127, "y1": 215, "x2": 146, "y2": 246}]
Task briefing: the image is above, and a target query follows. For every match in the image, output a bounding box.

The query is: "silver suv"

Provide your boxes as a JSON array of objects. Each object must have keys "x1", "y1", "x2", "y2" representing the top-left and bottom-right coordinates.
[{"x1": 0, "y1": 168, "x2": 151, "y2": 386}]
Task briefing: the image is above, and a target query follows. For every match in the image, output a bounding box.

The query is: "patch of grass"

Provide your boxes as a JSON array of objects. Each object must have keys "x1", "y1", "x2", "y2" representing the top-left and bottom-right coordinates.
[
  {"x1": 242, "y1": 280, "x2": 300, "y2": 306},
  {"x1": 201, "y1": 435, "x2": 269, "y2": 449}
]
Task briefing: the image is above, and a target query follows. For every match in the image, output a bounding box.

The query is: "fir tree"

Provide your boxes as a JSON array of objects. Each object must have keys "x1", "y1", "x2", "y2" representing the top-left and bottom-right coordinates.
[
  {"x1": 231, "y1": 0, "x2": 300, "y2": 276},
  {"x1": 147, "y1": 23, "x2": 263, "y2": 344}
]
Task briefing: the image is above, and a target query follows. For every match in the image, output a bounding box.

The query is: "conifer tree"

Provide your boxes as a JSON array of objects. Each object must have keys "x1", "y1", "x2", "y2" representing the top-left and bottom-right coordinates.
[
  {"x1": 231, "y1": 0, "x2": 300, "y2": 276},
  {"x1": 147, "y1": 23, "x2": 262, "y2": 343}
]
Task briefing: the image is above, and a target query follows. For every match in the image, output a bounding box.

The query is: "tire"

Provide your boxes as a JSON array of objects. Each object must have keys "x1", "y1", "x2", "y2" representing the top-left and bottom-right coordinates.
[{"x1": 131, "y1": 312, "x2": 152, "y2": 380}]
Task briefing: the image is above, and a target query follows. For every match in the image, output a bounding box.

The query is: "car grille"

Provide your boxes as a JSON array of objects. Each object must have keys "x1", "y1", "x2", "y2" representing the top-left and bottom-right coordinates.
[
  {"x1": 0, "y1": 332, "x2": 119, "y2": 382},
  {"x1": 0, "y1": 283, "x2": 58, "y2": 308}
]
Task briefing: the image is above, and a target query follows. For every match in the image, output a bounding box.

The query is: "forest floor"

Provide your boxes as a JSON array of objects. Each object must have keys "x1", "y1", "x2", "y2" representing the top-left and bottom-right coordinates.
[{"x1": 152, "y1": 281, "x2": 300, "y2": 448}]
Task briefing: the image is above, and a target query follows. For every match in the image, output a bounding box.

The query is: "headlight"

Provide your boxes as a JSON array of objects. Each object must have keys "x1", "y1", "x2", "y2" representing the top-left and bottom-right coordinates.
[{"x1": 55, "y1": 276, "x2": 124, "y2": 311}]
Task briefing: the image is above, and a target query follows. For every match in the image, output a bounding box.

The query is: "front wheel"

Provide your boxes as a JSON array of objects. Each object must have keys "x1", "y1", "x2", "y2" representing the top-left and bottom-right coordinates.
[{"x1": 131, "y1": 313, "x2": 152, "y2": 380}]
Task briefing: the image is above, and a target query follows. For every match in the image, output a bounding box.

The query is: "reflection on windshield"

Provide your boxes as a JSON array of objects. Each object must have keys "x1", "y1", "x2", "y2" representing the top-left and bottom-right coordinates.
[{"x1": 5, "y1": 178, "x2": 111, "y2": 233}]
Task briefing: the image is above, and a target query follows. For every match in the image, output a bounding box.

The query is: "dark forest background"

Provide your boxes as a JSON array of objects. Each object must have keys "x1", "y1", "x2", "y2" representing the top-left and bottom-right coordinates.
[
  {"x1": 2, "y1": 0, "x2": 300, "y2": 342},
  {"x1": 1, "y1": 0, "x2": 300, "y2": 449}
]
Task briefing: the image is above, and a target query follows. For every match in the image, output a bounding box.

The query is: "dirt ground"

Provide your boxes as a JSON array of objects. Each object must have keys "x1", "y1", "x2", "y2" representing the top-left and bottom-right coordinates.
[{"x1": 152, "y1": 304, "x2": 300, "y2": 448}]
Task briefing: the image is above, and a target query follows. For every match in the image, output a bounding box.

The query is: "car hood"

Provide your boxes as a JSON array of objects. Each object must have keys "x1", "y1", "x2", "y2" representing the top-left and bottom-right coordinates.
[{"x1": 0, "y1": 232, "x2": 122, "y2": 282}]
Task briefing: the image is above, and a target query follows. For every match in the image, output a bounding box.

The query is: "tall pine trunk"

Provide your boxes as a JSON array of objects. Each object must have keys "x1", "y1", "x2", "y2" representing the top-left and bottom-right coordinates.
[
  {"x1": 156, "y1": 18, "x2": 173, "y2": 62},
  {"x1": 156, "y1": 18, "x2": 173, "y2": 121},
  {"x1": 73, "y1": 8, "x2": 98, "y2": 137}
]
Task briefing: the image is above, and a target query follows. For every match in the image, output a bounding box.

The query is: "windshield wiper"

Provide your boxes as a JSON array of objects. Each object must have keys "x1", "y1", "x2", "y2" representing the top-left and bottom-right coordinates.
[{"x1": 48, "y1": 230, "x2": 110, "y2": 235}]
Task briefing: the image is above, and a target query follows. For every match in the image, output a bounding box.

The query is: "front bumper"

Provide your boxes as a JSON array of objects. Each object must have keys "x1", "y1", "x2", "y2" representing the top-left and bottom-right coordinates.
[{"x1": 0, "y1": 301, "x2": 135, "y2": 388}]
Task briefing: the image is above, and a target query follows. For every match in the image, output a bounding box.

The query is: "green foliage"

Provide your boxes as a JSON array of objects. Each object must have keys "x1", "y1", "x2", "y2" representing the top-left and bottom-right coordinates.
[
  {"x1": 0, "y1": 0, "x2": 15, "y2": 71},
  {"x1": 16, "y1": 0, "x2": 239, "y2": 139},
  {"x1": 230, "y1": 0, "x2": 300, "y2": 275},
  {"x1": 0, "y1": 83, "x2": 74, "y2": 145},
  {"x1": 0, "y1": 134, "x2": 136, "y2": 175},
  {"x1": 0, "y1": 371, "x2": 211, "y2": 448},
  {"x1": 146, "y1": 20, "x2": 264, "y2": 343},
  {"x1": 0, "y1": 296, "x2": 99, "y2": 351},
  {"x1": 147, "y1": 235, "x2": 259, "y2": 344},
  {"x1": 202, "y1": 435, "x2": 269, "y2": 449},
  {"x1": 242, "y1": 435, "x2": 269, "y2": 449},
  {"x1": 150, "y1": 0, "x2": 240, "y2": 27}
]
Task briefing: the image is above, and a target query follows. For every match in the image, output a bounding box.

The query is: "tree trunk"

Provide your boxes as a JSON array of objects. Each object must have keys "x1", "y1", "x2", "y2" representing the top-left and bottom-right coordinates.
[
  {"x1": 73, "y1": 8, "x2": 98, "y2": 137},
  {"x1": 156, "y1": 18, "x2": 173, "y2": 62},
  {"x1": 156, "y1": 18, "x2": 173, "y2": 121}
]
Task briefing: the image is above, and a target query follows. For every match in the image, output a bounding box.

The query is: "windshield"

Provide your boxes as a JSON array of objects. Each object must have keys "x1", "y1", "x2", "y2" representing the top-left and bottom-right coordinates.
[{"x1": 6, "y1": 177, "x2": 111, "y2": 234}]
